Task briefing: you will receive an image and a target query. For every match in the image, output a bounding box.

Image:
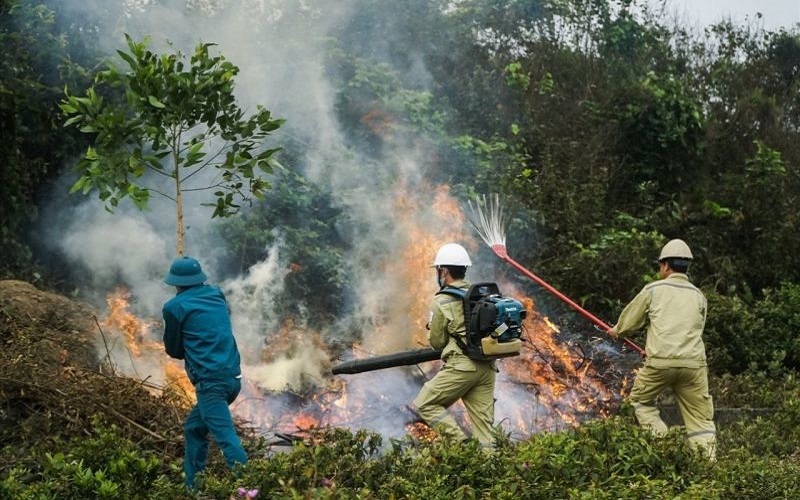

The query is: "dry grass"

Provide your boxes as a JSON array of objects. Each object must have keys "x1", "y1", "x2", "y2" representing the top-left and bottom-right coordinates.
[{"x1": 0, "y1": 280, "x2": 188, "y2": 471}]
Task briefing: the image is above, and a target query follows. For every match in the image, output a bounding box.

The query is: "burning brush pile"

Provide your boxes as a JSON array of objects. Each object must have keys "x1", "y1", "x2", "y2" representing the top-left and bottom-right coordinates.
[
  {"x1": 0, "y1": 267, "x2": 636, "y2": 474},
  {"x1": 210, "y1": 189, "x2": 641, "y2": 444},
  {"x1": 0, "y1": 189, "x2": 640, "y2": 470},
  {"x1": 323, "y1": 297, "x2": 639, "y2": 442},
  {"x1": 0, "y1": 280, "x2": 189, "y2": 470}
]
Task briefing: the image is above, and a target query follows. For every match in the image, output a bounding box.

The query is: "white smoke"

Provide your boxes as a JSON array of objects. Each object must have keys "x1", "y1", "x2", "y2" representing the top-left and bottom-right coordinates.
[
  {"x1": 30, "y1": 0, "x2": 636, "y2": 445},
  {"x1": 40, "y1": 0, "x2": 489, "y2": 434},
  {"x1": 222, "y1": 241, "x2": 287, "y2": 359},
  {"x1": 59, "y1": 205, "x2": 171, "y2": 313},
  {"x1": 37, "y1": 0, "x2": 544, "y2": 444},
  {"x1": 243, "y1": 342, "x2": 330, "y2": 391}
]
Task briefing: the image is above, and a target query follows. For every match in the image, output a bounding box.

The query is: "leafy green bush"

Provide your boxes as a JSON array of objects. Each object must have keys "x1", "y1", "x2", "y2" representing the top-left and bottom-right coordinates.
[
  {"x1": 705, "y1": 283, "x2": 800, "y2": 375},
  {"x1": 0, "y1": 422, "x2": 175, "y2": 500},
  {"x1": 711, "y1": 450, "x2": 800, "y2": 499},
  {"x1": 4, "y1": 404, "x2": 800, "y2": 499},
  {"x1": 712, "y1": 370, "x2": 800, "y2": 408},
  {"x1": 751, "y1": 283, "x2": 800, "y2": 372},
  {"x1": 0, "y1": 1, "x2": 96, "y2": 281},
  {"x1": 703, "y1": 291, "x2": 759, "y2": 374},
  {"x1": 511, "y1": 416, "x2": 706, "y2": 499},
  {"x1": 719, "y1": 391, "x2": 800, "y2": 457},
  {"x1": 546, "y1": 215, "x2": 664, "y2": 317}
]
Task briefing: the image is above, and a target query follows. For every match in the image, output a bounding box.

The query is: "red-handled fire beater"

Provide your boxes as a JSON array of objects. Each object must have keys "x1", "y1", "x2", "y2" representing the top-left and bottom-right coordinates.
[
  {"x1": 489, "y1": 244, "x2": 644, "y2": 356},
  {"x1": 468, "y1": 194, "x2": 645, "y2": 357}
]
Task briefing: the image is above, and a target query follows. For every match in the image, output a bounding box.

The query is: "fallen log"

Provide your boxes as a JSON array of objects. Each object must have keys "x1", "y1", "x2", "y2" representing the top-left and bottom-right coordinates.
[{"x1": 331, "y1": 348, "x2": 442, "y2": 375}]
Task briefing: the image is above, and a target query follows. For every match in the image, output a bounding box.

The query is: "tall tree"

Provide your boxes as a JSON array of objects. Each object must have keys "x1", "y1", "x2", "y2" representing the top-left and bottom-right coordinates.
[{"x1": 61, "y1": 34, "x2": 283, "y2": 255}]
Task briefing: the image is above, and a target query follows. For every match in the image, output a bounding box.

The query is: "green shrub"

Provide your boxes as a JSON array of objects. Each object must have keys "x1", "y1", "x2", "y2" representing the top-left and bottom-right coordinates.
[
  {"x1": 199, "y1": 427, "x2": 385, "y2": 498},
  {"x1": 719, "y1": 393, "x2": 800, "y2": 457},
  {"x1": 703, "y1": 291, "x2": 758, "y2": 374},
  {"x1": 705, "y1": 283, "x2": 800, "y2": 375},
  {"x1": 512, "y1": 416, "x2": 706, "y2": 498},
  {"x1": 373, "y1": 436, "x2": 499, "y2": 498},
  {"x1": 3, "y1": 399, "x2": 800, "y2": 499},
  {"x1": 545, "y1": 215, "x2": 664, "y2": 317},
  {"x1": 752, "y1": 283, "x2": 800, "y2": 372},
  {"x1": 712, "y1": 369, "x2": 800, "y2": 408},
  {"x1": 712, "y1": 450, "x2": 800, "y2": 499},
  {"x1": 0, "y1": 421, "x2": 175, "y2": 500}
]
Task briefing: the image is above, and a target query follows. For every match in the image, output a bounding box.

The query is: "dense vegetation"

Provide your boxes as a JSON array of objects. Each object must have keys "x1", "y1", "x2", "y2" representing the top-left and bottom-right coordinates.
[
  {"x1": 3, "y1": 399, "x2": 800, "y2": 498},
  {"x1": 1, "y1": 0, "x2": 799, "y2": 497}
]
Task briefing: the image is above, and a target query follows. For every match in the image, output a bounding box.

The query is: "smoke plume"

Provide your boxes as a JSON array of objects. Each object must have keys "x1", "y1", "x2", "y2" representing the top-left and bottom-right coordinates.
[{"x1": 41, "y1": 0, "x2": 456, "y2": 397}]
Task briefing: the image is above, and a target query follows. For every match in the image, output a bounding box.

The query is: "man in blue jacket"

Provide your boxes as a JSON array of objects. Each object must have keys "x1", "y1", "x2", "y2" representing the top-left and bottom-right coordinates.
[{"x1": 162, "y1": 256, "x2": 248, "y2": 487}]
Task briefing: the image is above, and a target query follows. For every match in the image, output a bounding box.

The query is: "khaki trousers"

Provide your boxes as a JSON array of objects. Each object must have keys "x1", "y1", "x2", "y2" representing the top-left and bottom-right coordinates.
[
  {"x1": 629, "y1": 365, "x2": 716, "y2": 460},
  {"x1": 413, "y1": 361, "x2": 496, "y2": 447}
]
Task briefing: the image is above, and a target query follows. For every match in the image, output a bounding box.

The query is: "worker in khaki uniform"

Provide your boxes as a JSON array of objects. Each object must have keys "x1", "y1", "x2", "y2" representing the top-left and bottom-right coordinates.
[
  {"x1": 610, "y1": 239, "x2": 716, "y2": 460},
  {"x1": 413, "y1": 243, "x2": 497, "y2": 449}
]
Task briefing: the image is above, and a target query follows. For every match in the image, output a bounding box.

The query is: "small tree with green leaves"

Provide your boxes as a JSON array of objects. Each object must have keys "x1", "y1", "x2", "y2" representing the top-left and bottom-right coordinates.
[{"x1": 60, "y1": 34, "x2": 283, "y2": 255}]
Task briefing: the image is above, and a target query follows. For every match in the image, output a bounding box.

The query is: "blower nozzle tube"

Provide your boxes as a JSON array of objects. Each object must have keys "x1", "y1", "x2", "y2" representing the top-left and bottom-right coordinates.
[{"x1": 331, "y1": 348, "x2": 442, "y2": 375}]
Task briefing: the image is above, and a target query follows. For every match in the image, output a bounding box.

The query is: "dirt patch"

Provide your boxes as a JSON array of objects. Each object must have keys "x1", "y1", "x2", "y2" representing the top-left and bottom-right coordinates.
[{"x1": 0, "y1": 280, "x2": 187, "y2": 469}]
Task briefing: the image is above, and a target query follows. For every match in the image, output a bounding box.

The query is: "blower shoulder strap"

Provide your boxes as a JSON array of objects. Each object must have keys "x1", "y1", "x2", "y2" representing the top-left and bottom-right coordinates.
[
  {"x1": 435, "y1": 286, "x2": 481, "y2": 358},
  {"x1": 435, "y1": 286, "x2": 469, "y2": 341}
]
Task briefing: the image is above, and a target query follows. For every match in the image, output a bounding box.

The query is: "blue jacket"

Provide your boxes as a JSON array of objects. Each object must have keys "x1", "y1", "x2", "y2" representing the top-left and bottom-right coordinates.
[{"x1": 162, "y1": 284, "x2": 242, "y2": 384}]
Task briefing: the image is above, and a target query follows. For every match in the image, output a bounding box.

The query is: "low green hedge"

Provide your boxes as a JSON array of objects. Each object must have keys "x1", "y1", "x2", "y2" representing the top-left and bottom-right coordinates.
[{"x1": 4, "y1": 394, "x2": 799, "y2": 500}]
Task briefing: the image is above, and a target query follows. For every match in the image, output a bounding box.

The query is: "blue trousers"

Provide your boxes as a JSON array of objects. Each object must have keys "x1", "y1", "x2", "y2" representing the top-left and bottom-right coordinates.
[{"x1": 184, "y1": 377, "x2": 248, "y2": 487}]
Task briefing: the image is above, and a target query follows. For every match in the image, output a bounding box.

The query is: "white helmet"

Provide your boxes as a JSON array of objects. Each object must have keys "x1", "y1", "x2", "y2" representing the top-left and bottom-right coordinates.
[
  {"x1": 432, "y1": 243, "x2": 472, "y2": 267},
  {"x1": 659, "y1": 239, "x2": 693, "y2": 261}
]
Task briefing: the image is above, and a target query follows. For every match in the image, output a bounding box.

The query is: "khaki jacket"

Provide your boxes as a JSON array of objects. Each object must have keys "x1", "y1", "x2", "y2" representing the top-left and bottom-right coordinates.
[
  {"x1": 611, "y1": 273, "x2": 708, "y2": 368},
  {"x1": 428, "y1": 280, "x2": 485, "y2": 371}
]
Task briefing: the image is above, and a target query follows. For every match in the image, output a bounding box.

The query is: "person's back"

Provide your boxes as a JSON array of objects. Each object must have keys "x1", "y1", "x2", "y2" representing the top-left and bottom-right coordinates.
[
  {"x1": 163, "y1": 284, "x2": 241, "y2": 383},
  {"x1": 640, "y1": 273, "x2": 707, "y2": 366}
]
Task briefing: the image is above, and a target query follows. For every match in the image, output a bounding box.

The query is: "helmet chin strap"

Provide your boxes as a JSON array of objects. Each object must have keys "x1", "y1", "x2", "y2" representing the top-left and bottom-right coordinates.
[{"x1": 436, "y1": 267, "x2": 447, "y2": 288}]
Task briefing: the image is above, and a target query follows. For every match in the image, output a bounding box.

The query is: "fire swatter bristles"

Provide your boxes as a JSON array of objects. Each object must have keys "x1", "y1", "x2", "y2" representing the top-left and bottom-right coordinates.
[{"x1": 467, "y1": 194, "x2": 507, "y2": 254}]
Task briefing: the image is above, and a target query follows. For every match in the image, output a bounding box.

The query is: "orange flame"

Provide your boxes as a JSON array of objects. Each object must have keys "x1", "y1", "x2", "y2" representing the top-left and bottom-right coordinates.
[
  {"x1": 102, "y1": 288, "x2": 147, "y2": 357},
  {"x1": 100, "y1": 288, "x2": 195, "y2": 403},
  {"x1": 93, "y1": 183, "x2": 629, "y2": 443},
  {"x1": 377, "y1": 183, "x2": 475, "y2": 350}
]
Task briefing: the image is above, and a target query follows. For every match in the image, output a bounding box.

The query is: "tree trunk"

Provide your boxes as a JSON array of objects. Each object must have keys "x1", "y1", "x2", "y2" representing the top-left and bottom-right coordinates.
[{"x1": 175, "y1": 170, "x2": 184, "y2": 256}]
